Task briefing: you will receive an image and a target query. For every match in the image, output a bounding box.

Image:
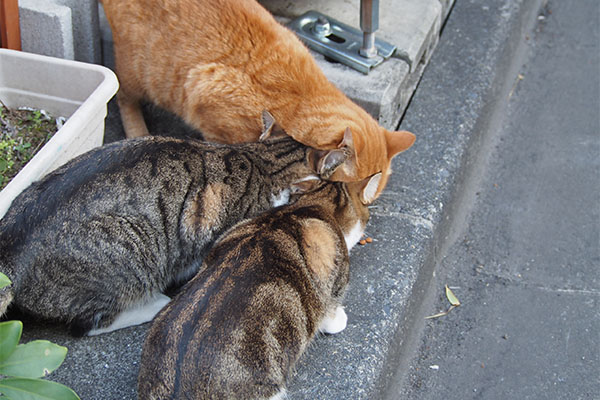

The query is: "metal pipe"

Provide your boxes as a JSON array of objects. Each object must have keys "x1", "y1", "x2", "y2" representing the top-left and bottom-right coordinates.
[{"x1": 359, "y1": 0, "x2": 379, "y2": 58}]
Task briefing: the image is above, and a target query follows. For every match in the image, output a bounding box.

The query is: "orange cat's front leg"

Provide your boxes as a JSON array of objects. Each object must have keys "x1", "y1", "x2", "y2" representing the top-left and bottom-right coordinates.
[
  {"x1": 183, "y1": 64, "x2": 264, "y2": 143},
  {"x1": 118, "y1": 93, "x2": 149, "y2": 138}
]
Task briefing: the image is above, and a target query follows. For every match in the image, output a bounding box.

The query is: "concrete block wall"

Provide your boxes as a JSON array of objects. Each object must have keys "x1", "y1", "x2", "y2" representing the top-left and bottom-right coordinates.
[
  {"x1": 18, "y1": 0, "x2": 101, "y2": 64},
  {"x1": 97, "y1": 0, "x2": 455, "y2": 130},
  {"x1": 260, "y1": 0, "x2": 456, "y2": 130}
]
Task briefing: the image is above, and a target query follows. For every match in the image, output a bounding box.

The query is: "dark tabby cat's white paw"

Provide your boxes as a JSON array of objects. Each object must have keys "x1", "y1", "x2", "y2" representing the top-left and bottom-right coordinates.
[{"x1": 88, "y1": 293, "x2": 171, "y2": 336}]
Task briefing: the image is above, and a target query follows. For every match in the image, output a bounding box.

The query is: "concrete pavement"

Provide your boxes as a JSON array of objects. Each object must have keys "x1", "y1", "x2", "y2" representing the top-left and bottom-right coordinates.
[{"x1": 399, "y1": 1, "x2": 599, "y2": 398}]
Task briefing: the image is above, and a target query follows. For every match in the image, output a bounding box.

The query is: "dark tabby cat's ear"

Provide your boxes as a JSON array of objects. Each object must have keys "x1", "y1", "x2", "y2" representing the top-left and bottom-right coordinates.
[
  {"x1": 311, "y1": 149, "x2": 348, "y2": 178},
  {"x1": 359, "y1": 172, "x2": 382, "y2": 205},
  {"x1": 314, "y1": 127, "x2": 356, "y2": 180},
  {"x1": 289, "y1": 175, "x2": 322, "y2": 194},
  {"x1": 260, "y1": 110, "x2": 288, "y2": 141},
  {"x1": 307, "y1": 128, "x2": 353, "y2": 179}
]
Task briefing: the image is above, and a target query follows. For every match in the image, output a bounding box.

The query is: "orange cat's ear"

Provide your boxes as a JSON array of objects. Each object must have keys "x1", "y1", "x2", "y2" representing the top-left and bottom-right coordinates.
[
  {"x1": 260, "y1": 110, "x2": 288, "y2": 141},
  {"x1": 359, "y1": 172, "x2": 382, "y2": 205},
  {"x1": 289, "y1": 175, "x2": 322, "y2": 194},
  {"x1": 339, "y1": 127, "x2": 354, "y2": 149},
  {"x1": 385, "y1": 130, "x2": 416, "y2": 158}
]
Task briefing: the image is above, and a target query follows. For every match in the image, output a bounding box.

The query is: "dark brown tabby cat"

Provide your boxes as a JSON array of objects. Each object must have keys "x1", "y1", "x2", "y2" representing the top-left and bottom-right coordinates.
[
  {"x1": 137, "y1": 173, "x2": 381, "y2": 400},
  {"x1": 101, "y1": 0, "x2": 416, "y2": 198},
  {"x1": 0, "y1": 114, "x2": 344, "y2": 336}
]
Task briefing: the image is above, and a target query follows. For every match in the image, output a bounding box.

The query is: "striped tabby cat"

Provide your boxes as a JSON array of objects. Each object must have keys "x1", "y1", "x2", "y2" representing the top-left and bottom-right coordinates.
[
  {"x1": 0, "y1": 113, "x2": 345, "y2": 336},
  {"x1": 137, "y1": 173, "x2": 380, "y2": 399}
]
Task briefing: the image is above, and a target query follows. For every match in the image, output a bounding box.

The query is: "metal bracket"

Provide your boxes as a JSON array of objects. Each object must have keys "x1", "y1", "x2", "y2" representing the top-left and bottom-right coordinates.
[{"x1": 287, "y1": 10, "x2": 396, "y2": 74}]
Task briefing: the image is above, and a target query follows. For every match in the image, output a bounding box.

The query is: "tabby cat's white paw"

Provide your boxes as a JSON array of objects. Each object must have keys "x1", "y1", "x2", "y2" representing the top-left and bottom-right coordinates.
[
  {"x1": 88, "y1": 293, "x2": 171, "y2": 336},
  {"x1": 319, "y1": 306, "x2": 347, "y2": 334}
]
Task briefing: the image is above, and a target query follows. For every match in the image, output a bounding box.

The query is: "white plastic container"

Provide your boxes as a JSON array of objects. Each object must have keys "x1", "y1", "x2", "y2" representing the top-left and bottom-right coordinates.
[{"x1": 0, "y1": 49, "x2": 119, "y2": 218}]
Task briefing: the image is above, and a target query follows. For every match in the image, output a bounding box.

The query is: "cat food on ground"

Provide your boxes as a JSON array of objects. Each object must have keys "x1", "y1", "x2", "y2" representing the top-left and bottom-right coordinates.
[{"x1": 359, "y1": 236, "x2": 374, "y2": 245}]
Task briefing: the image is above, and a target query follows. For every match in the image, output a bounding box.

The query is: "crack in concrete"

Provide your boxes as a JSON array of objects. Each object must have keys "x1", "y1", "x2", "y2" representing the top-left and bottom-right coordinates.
[
  {"x1": 475, "y1": 270, "x2": 600, "y2": 296},
  {"x1": 371, "y1": 209, "x2": 434, "y2": 231}
]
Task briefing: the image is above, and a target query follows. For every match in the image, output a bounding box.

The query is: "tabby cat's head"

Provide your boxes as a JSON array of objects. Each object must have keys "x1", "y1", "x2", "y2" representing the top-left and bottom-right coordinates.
[
  {"x1": 289, "y1": 172, "x2": 381, "y2": 251},
  {"x1": 261, "y1": 110, "x2": 352, "y2": 183}
]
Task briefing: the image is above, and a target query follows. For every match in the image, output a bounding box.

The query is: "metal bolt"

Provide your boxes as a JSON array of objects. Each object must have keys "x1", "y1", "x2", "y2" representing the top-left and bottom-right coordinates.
[{"x1": 313, "y1": 16, "x2": 332, "y2": 37}]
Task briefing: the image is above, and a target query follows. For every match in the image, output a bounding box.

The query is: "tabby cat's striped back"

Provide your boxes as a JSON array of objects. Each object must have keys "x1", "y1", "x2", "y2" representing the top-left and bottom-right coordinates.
[
  {"x1": 138, "y1": 175, "x2": 381, "y2": 399},
  {"x1": 0, "y1": 132, "x2": 327, "y2": 336}
]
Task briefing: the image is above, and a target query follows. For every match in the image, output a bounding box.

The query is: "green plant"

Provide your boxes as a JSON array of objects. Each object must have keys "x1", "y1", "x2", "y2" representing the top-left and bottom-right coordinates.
[
  {"x1": 0, "y1": 139, "x2": 15, "y2": 188},
  {"x1": 0, "y1": 273, "x2": 80, "y2": 400},
  {"x1": 0, "y1": 103, "x2": 58, "y2": 190}
]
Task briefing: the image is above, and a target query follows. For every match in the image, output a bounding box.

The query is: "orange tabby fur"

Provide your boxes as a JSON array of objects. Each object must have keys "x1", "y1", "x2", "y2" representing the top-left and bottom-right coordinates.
[{"x1": 102, "y1": 0, "x2": 415, "y2": 197}]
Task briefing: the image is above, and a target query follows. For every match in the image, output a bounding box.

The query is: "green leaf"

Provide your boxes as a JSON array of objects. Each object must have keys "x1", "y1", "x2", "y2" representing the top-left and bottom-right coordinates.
[
  {"x1": 445, "y1": 285, "x2": 461, "y2": 306},
  {"x1": 0, "y1": 271, "x2": 11, "y2": 289},
  {"x1": 0, "y1": 377, "x2": 80, "y2": 400},
  {"x1": 0, "y1": 320, "x2": 22, "y2": 361},
  {"x1": 0, "y1": 341, "x2": 67, "y2": 378}
]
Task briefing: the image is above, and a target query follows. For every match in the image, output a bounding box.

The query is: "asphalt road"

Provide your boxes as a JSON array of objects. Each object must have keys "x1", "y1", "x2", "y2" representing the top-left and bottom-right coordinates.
[{"x1": 398, "y1": 1, "x2": 599, "y2": 399}]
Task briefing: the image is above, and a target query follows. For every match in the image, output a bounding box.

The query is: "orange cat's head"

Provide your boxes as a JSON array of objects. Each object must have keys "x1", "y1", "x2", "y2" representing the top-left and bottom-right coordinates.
[
  {"x1": 262, "y1": 110, "x2": 415, "y2": 199},
  {"x1": 316, "y1": 126, "x2": 415, "y2": 199}
]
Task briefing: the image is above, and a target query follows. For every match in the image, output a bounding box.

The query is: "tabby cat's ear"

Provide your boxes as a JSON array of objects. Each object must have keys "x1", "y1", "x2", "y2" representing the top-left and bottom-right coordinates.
[
  {"x1": 289, "y1": 175, "x2": 322, "y2": 194},
  {"x1": 385, "y1": 130, "x2": 416, "y2": 158},
  {"x1": 307, "y1": 128, "x2": 354, "y2": 179},
  {"x1": 314, "y1": 149, "x2": 348, "y2": 178},
  {"x1": 359, "y1": 172, "x2": 382, "y2": 205},
  {"x1": 260, "y1": 110, "x2": 288, "y2": 141}
]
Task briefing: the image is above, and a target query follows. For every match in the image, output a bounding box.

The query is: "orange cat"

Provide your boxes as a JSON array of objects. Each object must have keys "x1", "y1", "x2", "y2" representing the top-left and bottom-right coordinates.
[{"x1": 102, "y1": 0, "x2": 415, "y2": 197}]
